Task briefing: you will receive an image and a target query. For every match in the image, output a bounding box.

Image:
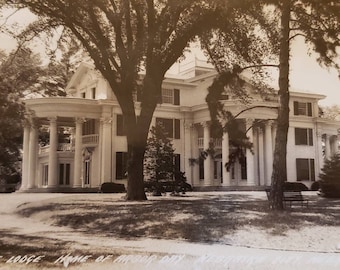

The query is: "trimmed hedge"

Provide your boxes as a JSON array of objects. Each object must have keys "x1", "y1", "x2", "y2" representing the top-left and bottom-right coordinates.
[
  {"x1": 99, "y1": 182, "x2": 126, "y2": 193},
  {"x1": 283, "y1": 182, "x2": 309, "y2": 191}
]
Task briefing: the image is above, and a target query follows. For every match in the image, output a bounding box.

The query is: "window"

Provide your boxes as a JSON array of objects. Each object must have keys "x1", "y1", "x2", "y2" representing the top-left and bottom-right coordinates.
[
  {"x1": 296, "y1": 159, "x2": 315, "y2": 181},
  {"x1": 81, "y1": 92, "x2": 86, "y2": 98},
  {"x1": 59, "y1": 163, "x2": 70, "y2": 185},
  {"x1": 156, "y1": 118, "x2": 180, "y2": 139},
  {"x1": 42, "y1": 165, "x2": 48, "y2": 186},
  {"x1": 295, "y1": 128, "x2": 313, "y2": 146},
  {"x1": 83, "y1": 119, "x2": 96, "y2": 135},
  {"x1": 161, "y1": 88, "x2": 180, "y2": 105},
  {"x1": 294, "y1": 101, "x2": 312, "y2": 116},
  {"x1": 116, "y1": 152, "x2": 128, "y2": 180}
]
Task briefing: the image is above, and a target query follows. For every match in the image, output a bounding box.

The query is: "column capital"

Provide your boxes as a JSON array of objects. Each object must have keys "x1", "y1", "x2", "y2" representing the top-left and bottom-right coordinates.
[
  {"x1": 184, "y1": 122, "x2": 194, "y2": 130},
  {"x1": 316, "y1": 131, "x2": 323, "y2": 138},
  {"x1": 75, "y1": 117, "x2": 86, "y2": 125},
  {"x1": 100, "y1": 117, "x2": 112, "y2": 124},
  {"x1": 30, "y1": 118, "x2": 40, "y2": 129},
  {"x1": 22, "y1": 118, "x2": 31, "y2": 128},
  {"x1": 246, "y1": 118, "x2": 254, "y2": 126},
  {"x1": 48, "y1": 116, "x2": 58, "y2": 124},
  {"x1": 201, "y1": 121, "x2": 210, "y2": 128},
  {"x1": 266, "y1": 120, "x2": 275, "y2": 127}
]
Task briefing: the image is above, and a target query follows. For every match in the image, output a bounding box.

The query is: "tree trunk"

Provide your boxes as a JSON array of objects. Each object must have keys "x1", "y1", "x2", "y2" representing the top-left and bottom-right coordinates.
[
  {"x1": 270, "y1": 0, "x2": 291, "y2": 210},
  {"x1": 125, "y1": 144, "x2": 148, "y2": 200},
  {"x1": 124, "y1": 72, "x2": 162, "y2": 201}
]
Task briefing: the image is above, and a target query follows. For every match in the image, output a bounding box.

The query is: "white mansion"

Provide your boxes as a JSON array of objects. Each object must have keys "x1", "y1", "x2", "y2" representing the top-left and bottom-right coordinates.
[{"x1": 20, "y1": 60, "x2": 340, "y2": 192}]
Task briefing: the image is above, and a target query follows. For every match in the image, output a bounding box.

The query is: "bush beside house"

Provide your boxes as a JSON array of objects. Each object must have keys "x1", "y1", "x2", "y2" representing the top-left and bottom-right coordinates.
[{"x1": 319, "y1": 154, "x2": 340, "y2": 198}]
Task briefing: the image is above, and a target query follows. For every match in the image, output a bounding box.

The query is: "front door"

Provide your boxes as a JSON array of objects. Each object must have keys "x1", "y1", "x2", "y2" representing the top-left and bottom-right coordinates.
[{"x1": 84, "y1": 159, "x2": 91, "y2": 186}]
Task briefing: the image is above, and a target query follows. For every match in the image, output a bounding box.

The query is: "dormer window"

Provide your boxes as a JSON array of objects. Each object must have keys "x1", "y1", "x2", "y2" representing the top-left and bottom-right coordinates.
[{"x1": 294, "y1": 101, "x2": 312, "y2": 116}]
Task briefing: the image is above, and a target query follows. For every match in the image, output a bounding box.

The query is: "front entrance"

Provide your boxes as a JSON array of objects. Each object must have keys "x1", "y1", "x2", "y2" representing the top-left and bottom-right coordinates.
[
  {"x1": 83, "y1": 160, "x2": 91, "y2": 186},
  {"x1": 214, "y1": 153, "x2": 223, "y2": 183}
]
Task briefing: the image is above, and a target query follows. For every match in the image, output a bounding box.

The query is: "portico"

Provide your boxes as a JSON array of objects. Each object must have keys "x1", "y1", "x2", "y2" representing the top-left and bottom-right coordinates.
[{"x1": 193, "y1": 118, "x2": 276, "y2": 188}]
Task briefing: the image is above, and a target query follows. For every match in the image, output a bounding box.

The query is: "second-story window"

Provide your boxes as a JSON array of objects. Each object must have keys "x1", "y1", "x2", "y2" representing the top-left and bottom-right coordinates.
[
  {"x1": 161, "y1": 88, "x2": 180, "y2": 105},
  {"x1": 294, "y1": 101, "x2": 312, "y2": 116},
  {"x1": 156, "y1": 118, "x2": 180, "y2": 139},
  {"x1": 295, "y1": 128, "x2": 313, "y2": 146}
]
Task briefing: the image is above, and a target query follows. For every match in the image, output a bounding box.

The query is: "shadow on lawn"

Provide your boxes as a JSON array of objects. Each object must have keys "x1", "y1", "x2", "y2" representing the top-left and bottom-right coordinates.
[{"x1": 17, "y1": 193, "x2": 340, "y2": 243}]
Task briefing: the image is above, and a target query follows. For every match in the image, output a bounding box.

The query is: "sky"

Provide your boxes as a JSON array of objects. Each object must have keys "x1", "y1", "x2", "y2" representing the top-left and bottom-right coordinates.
[{"x1": 1, "y1": 7, "x2": 339, "y2": 107}]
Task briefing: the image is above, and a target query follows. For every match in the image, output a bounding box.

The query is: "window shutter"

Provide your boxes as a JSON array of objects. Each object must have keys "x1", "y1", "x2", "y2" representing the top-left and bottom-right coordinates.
[
  {"x1": 307, "y1": 102, "x2": 312, "y2": 116},
  {"x1": 174, "y1": 119, "x2": 180, "y2": 139},
  {"x1": 117, "y1": 115, "x2": 124, "y2": 136},
  {"x1": 174, "y1": 89, "x2": 180, "y2": 105},
  {"x1": 174, "y1": 154, "x2": 181, "y2": 174},
  {"x1": 293, "y1": 101, "x2": 299, "y2": 115},
  {"x1": 116, "y1": 152, "x2": 123, "y2": 179},
  {"x1": 308, "y1": 129, "x2": 313, "y2": 146},
  {"x1": 310, "y1": 159, "x2": 315, "y2": 181}
]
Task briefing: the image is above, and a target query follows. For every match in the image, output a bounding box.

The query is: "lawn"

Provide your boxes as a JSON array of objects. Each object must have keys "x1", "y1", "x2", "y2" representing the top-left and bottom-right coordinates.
[
  {"x1": 1, "y1": 191, "x2": 340, "y2": 269},
  {"x1": 16, "y1": 192, "x2": 340, "y2": 243}
]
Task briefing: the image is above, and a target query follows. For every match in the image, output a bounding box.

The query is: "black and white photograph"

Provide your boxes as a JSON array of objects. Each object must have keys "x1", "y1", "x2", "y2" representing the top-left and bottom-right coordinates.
[{"x1": 0, "y1": 1, "x2": 339, "y2": 269}]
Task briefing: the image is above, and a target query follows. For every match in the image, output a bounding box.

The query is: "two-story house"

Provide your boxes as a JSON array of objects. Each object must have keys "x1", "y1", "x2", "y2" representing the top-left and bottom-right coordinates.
[{"x1": 20, "y1": 60, "x2": 340, "y2": 192}]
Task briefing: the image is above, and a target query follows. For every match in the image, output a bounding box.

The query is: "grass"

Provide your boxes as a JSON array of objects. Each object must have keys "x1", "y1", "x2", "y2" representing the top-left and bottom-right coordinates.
[
  {"x1": 1, "y1": 191, "x2": 340, "y2": 269},
  {"x1": 16, "y1": 192, "x2": 340, "y2": 243}
]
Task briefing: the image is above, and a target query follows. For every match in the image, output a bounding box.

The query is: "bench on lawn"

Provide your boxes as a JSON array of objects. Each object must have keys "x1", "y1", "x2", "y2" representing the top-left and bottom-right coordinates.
[
  {"x1": 283, "y1": 190, "x2": 308, "y2": 208},
  {"x1": 265, "y1": 189, "x2": 308, "y2": 208}
]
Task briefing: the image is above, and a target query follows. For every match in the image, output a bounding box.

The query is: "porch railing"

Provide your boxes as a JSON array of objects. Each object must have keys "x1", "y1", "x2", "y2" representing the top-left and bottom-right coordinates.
[
  {"x1": 82, "y1": 134, "x2": 99, "y2": 145},
  {"x1": 197, "y1": 138, "x2": 222, "y2": 148}
]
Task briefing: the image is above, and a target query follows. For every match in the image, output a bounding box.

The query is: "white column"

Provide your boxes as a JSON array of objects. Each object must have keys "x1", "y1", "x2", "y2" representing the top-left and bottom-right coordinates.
[
  {"x1": 27, "y1": 122, "x2": 38, "y2": 189},
  {"x1": 272, "y1": 123, "x2": 277, "y2": 151},
  {"x1": 325, "y1": 134, "x2": 331, "y2": 160},
  {"x1": 184, "y1": 122, "x2": 193, "y2": 185},
  {"x1": 101, "y1": 117, "x2": 112, "y2": 183},
  {"x1": 222, "y1": 131, "x2": 230, "y2": 186},
  {"x1": 203, "y1": 122, "x2": 212, "y2": 186},
  {"x1": 258, "y1": 128, "x2": 265, "y2": 186},
  {"x1": 316, "y1": 132, "x2": 324, "y2": 174},
  {"x1": 192, "y1": 124, "x2": 200, "y2": 187},
  {"x1": 331, "y1": 135, "x2": 339, "y2": 156},
  {"x1": 73, "y1": 118, "x2": 84, "y2": 187},
  {"x1": 246, "y1": 119, "x2": 255, "y2": 186},
  {"x1": 21, "y1": 120, "x2": 31, "y2": 190},
  {"x1": 48, "y1": 117, "x2": 58, "y2": 187},
  {"x1": 265, "y1": 122, "x2": 273, "y2": 186}
]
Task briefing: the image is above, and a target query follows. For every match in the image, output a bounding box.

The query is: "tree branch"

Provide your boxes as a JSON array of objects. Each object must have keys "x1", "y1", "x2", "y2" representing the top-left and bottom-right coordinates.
[{"x1": 234, "y1": 105, "x2": 278, "y2": 120}]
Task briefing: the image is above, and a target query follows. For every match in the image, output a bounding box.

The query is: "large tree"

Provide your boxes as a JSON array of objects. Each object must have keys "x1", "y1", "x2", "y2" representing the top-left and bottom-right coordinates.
[
  {"x1": 203, "y1": 0, "x2": 339, "y2": 209},
  {"x1": 0, "y1": 47, "x2": 42, "y2": 182},
  {"x1": 269, "y1": 0, "x2": 339, "y2": 209},
  {"x1": 4, "y1": 0, "x2": 253, "y2": 200}
]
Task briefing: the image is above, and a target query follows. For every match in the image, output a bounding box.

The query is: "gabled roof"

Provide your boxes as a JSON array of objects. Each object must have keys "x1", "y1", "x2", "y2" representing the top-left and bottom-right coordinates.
[{"x1": 65, "y1": 62, "x2": 95, "y2": 92}]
